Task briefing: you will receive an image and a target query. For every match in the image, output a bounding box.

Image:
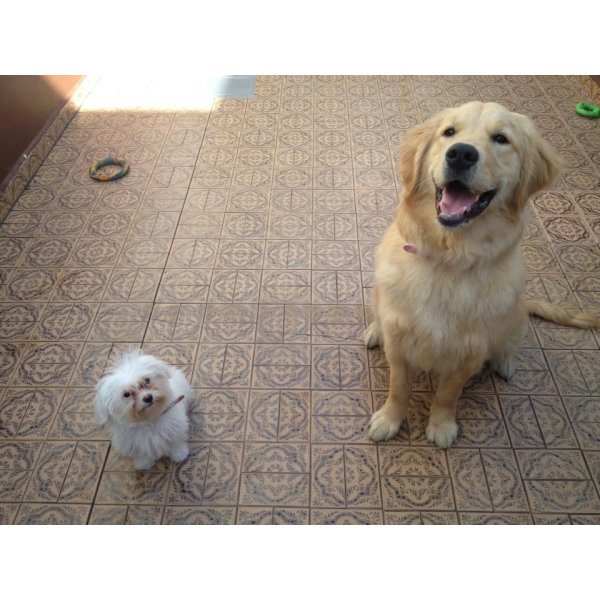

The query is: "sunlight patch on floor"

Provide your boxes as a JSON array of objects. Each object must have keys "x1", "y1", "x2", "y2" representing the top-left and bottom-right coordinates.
[{"x1": 81, "y1": 75, "x2": 256, "y2": 111}]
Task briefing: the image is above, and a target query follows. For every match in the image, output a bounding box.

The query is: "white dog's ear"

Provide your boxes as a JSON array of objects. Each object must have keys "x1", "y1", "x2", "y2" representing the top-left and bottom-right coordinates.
[
  {"x1": 94, "y1": 377, "x2": 111, "y2": 425},
  {"x1": 155, "y1": 361, "x2": 172, "y2": 379}
]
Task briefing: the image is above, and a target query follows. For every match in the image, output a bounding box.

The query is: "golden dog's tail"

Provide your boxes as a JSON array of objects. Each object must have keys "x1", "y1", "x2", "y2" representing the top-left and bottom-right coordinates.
[{"x1": 525, "y1": 299, "x2": 600, "y2": 329}]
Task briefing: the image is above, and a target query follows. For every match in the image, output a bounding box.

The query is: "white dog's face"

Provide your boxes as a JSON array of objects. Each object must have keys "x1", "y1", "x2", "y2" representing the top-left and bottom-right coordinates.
[{"x1": 95, "y1": 352, "x2": 173, "y2": 424}]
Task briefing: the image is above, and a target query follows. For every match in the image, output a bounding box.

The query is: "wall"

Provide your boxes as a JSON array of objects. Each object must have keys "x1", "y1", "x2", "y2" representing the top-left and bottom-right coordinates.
[{"x1": 0, "y1": 75, "x2": 83, "y2": 189}]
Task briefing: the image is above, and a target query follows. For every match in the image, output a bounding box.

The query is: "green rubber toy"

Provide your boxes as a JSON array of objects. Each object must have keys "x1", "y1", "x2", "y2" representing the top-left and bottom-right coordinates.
[
  {"x1": 575, "y1": 102, "x2": 600, "y2": 118},
  {"x1": 89, "y1": 156, "x2": 129, "y2": 181}
]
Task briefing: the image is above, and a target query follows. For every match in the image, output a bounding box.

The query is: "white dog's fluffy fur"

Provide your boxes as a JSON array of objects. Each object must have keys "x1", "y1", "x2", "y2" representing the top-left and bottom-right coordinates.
[{"x1": 95, "y1": 351, "x2": 191, "y2": 470}]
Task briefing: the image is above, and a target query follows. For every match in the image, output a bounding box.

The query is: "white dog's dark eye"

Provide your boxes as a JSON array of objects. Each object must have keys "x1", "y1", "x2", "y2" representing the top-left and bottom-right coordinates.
[
  {"x1": 492, "y1": 133, "x2": 509, "y2": 144},
  {"x1": 443, "y1": 127, "x2": 455, "y2": 137},
  {"x1": 144, "y1": 378, "x2": 150, "y2": 384},
  {"x1": 123, "y1": 392, "x2": 130, "y2": 398}
]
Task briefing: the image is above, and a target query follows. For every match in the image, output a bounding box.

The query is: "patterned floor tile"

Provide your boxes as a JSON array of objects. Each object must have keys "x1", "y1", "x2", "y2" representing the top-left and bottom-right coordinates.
[
  {"x1": 310, "y1": 509, "x2": 383, "y2": 525},
  {"x1": 34, "y1": 303, "x2": 99, "y2": 340},
  {"x1": 312, "y1": 345, "x2": 369, "y2": 390},
  {"x1": 236, "y1": 506, "x2": 310, "y2": 525},
  {"x1": 162, "y1": 506, "x2": 236, "y2": 524},
  {"x1": 246, "y1": 390, "x2": 310, "y2": 442},
  {"x1": 311, "y1": 444, "x2": 381, "y2": 508},
  {"x1": 0, "y1": 387, "x2": 64, "y2": 439},
  {"x1": 0, "y1": 268, "x2": 59, "y2": 302},
  {"x1": 252, "y1": 344, "x2": 310, "y2": 389},
  {"x1": 215, "y1": 239, "x2": 265, "y2": 269},
  {"x1": 145, "y1": 304, "x2": 205, "y2": 342},
  {"x1": 89, "y1": 303, "x2": 152, "y2": 342},
  {"x1": 458, "y1": 512, "x2": 533, "y2": 525},
  {"x1": 117, "y1": 238, "x2": 172, "y2": 268},
  {"x1": 14, "y1": 503, "x2": 91, "y2": 524},
  {"x1": 569, "y1": 514, "x2": 600, "y2": 525},
  {"x1": 189, "y1": 389, "x2": 247, "y2": 442},
  {"x1": 168, "y1": 442, "x2": 242, "y2": 506},
  {"x1": 201, "y1": 304, "x2": 257, "y2": 343},
  {"x1": 480, "y1": 449, "x2": 530, "y2": 512},
  {"x1": 420, "y1": 511, "x2": 460, "y2": 525},
  {"x1": 264, "y1": 240, "x2": 311, "y2": 270},
  {"x1": 532, "y1": 513, "x2": 571, "y2": 525},
  {"x1": 383, "y1": 511, "x2": 422, "y2": 525},
  {"x1": 240, "y1": 471, "x2": 309, "y2": 506},
  {"x1": 49, "y1": 388, "x2": 104, "y2": 442},
  {"x1": 517, "y1": 448, "x2": 589, "y2": 482},
  {"x1": 131, "y1": 211, "x2": 179, "y2": 239},
  {"x1": 209, "y1": 269, "x2": 261, "y2": 303},
  {"x1": 312, "y1": 270, "x2": 363, "y2": 304},
  {"x1": 381, "y1": 475, "x2": 455, "y2": 511},
  {"x1": 156, "y1": 269, "x2": 211, "y2": 303},
  {"x1": 256, "y1": 304, "x2": 310, "y2": 344},
  {"x1": 260, "y1": 270, "x2": 311, "y2": 304},
  {"x1": 524, "y1": 480, "x2": 600, "y2": 513},
  {"x1": 167, "y1": 239, "x2": 219, "y2": 269},
  {"x1": 193, "y1": 343, "x2": 253, "y2": 388},
  {"x1": 0, "y1": 502, "x2": 20, "y2": 524},
  {"x1": 529, "y1": 396, "x2": 579, "y2": 448},
  {"x1": 124, "y1": 505, "x2": 165, "y2": 525},
  {"x1": 52, "y1": 268, "x2": 110, "y2": 302},
  {"x1": 312, "y1": 240, "x2": 359, "y2": 270},
  {"x1": 447, "y1": 449, "x2": 493, "y2": 511},
  {"x1": 95, "y1": 470, "x2": 171, "y2": 505},
  {"x1": 14, "y1": 342, "x2": 81, "y2": 386}
]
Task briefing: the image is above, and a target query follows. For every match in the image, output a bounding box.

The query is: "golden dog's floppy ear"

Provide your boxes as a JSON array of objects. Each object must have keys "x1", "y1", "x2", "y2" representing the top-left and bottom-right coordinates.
[
  {"x1": 513, "y1": 115, "x2": 562, "y2": 210},
  {"x1": 399, "y1": 111, "x2": 446, "y2": 198}
]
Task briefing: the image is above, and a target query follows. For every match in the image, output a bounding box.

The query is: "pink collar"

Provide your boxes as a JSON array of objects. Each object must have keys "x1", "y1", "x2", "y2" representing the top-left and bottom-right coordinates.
[
  {"x1": 161, "y1": 395, "x2": 185, "y2": 416},
  {"x1": 403, "y1": 243, "x2": 434, "y2": 261},
  {"x1": 140, "y1": 394, "x2": 185, "y2": 416}
]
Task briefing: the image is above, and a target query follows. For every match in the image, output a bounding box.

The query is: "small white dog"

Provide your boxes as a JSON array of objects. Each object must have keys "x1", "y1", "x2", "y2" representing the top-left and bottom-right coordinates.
[{"x1": 95, "y1": 351, "x2": 191, "y2": 470}]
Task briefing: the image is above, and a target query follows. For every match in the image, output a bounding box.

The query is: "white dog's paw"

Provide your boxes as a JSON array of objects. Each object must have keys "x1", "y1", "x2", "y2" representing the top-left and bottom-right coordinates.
[
  {"x1": 491, "y1": 356, "x2": 517, "y2": 381},
  {"x1": 364, "y1": 322, "x2": 382, "y2": 349},
  {"x1": 133, "y1": 458, "x2": 156, "y2": 470},
  {"x1": 170, "y1": 443, "x2": 189, "y2": 463},
  {"x1": 367, "y1": 408, "x2": 405, "y2": 442},
  {"x1": 426, "y1": 420, "x2": 458, "y2": 449}
]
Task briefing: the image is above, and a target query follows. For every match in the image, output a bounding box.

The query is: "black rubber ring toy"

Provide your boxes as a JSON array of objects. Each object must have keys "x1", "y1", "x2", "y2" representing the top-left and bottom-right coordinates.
[{"x1": 89, "y1": 156, "x2": 130, "y2": 181}]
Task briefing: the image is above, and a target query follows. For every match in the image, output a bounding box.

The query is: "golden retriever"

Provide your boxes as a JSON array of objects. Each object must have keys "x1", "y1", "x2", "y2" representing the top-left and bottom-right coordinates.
[{"x1": 365, "y1": 101, "x2": 600, "y2": 448}]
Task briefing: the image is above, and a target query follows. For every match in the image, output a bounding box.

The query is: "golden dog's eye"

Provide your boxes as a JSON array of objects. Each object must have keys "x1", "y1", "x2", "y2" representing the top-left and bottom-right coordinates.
[
  {"x1": 443, "y1": 127, "x2": 455, "y2": 137},
  {"x1": 493, "y1": 133, "x2": 509, "y2": 144},
  {"x1": 123, "y1": 392, "x2": 130, "y2": 398},
  {"x1": 144, "y1": 377, "x2": 150, "y2": 384}
]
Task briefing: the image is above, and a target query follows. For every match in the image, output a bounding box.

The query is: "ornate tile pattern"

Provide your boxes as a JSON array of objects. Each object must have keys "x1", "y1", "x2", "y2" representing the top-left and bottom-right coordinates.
[{"x1": 1, "y1": 75, "x2": 600, "y2": 524}]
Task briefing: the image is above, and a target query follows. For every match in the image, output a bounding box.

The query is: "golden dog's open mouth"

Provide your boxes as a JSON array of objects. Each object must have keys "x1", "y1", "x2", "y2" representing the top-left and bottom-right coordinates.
[{"x1": 435, "y1": 180, "x2": 497, "y2": 228}]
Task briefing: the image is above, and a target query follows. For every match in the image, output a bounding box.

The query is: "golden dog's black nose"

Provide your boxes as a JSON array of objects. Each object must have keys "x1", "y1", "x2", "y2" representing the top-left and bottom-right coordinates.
[
  {"x1": 446, "y1": 143, "x2": 479, "y2": 171},
  {"x1": 142, "y1": 394, "x2": 153, "y2": 404}
]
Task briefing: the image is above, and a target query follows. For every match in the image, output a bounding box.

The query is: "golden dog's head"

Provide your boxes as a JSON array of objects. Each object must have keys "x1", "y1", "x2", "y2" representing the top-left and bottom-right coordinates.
[{"x1": 400, "y1": 101, "x2": 561, "y2": 228}]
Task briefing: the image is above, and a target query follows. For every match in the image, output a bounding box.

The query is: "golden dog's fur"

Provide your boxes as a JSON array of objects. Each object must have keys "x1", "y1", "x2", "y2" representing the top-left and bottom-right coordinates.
[{"x1": 366, "y1": 101, "x2": 600, "y2": 448}]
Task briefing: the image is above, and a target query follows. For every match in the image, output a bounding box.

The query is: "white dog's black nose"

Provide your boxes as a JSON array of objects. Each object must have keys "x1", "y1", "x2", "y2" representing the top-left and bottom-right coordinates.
[
  {"x1": 446, "y1": 143, "x2": 479, "y2": 171},
  {"x1": 142, "y1": 393, "x2": 153, "y2": 404}
]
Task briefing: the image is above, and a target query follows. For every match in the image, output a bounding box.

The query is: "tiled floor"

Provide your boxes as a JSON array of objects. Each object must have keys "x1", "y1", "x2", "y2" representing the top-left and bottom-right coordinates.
[{"x1": 1, "y1": 75, "x2": 600, "y2": 525}]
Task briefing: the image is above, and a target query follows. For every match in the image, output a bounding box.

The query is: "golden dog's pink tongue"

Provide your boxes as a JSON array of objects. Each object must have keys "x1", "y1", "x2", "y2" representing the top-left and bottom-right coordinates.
[{"x1": 440, "y1": 186, "x2": 478, "y2": 216}]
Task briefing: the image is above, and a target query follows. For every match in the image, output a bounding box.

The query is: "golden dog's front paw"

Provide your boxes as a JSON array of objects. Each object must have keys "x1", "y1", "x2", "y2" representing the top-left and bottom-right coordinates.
[
  {"x1": 426, "y1": 420, "x2": 458, "y2": 448},
  {"x1": 491, "y1": 355, "x2": 516, "y2": 381},
  {"x1": 364, "y1": 322, "x2": 382, "y2": 349},
  {"x1": 367, "y1": 408, "x2": 405, "y2": 442}
]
